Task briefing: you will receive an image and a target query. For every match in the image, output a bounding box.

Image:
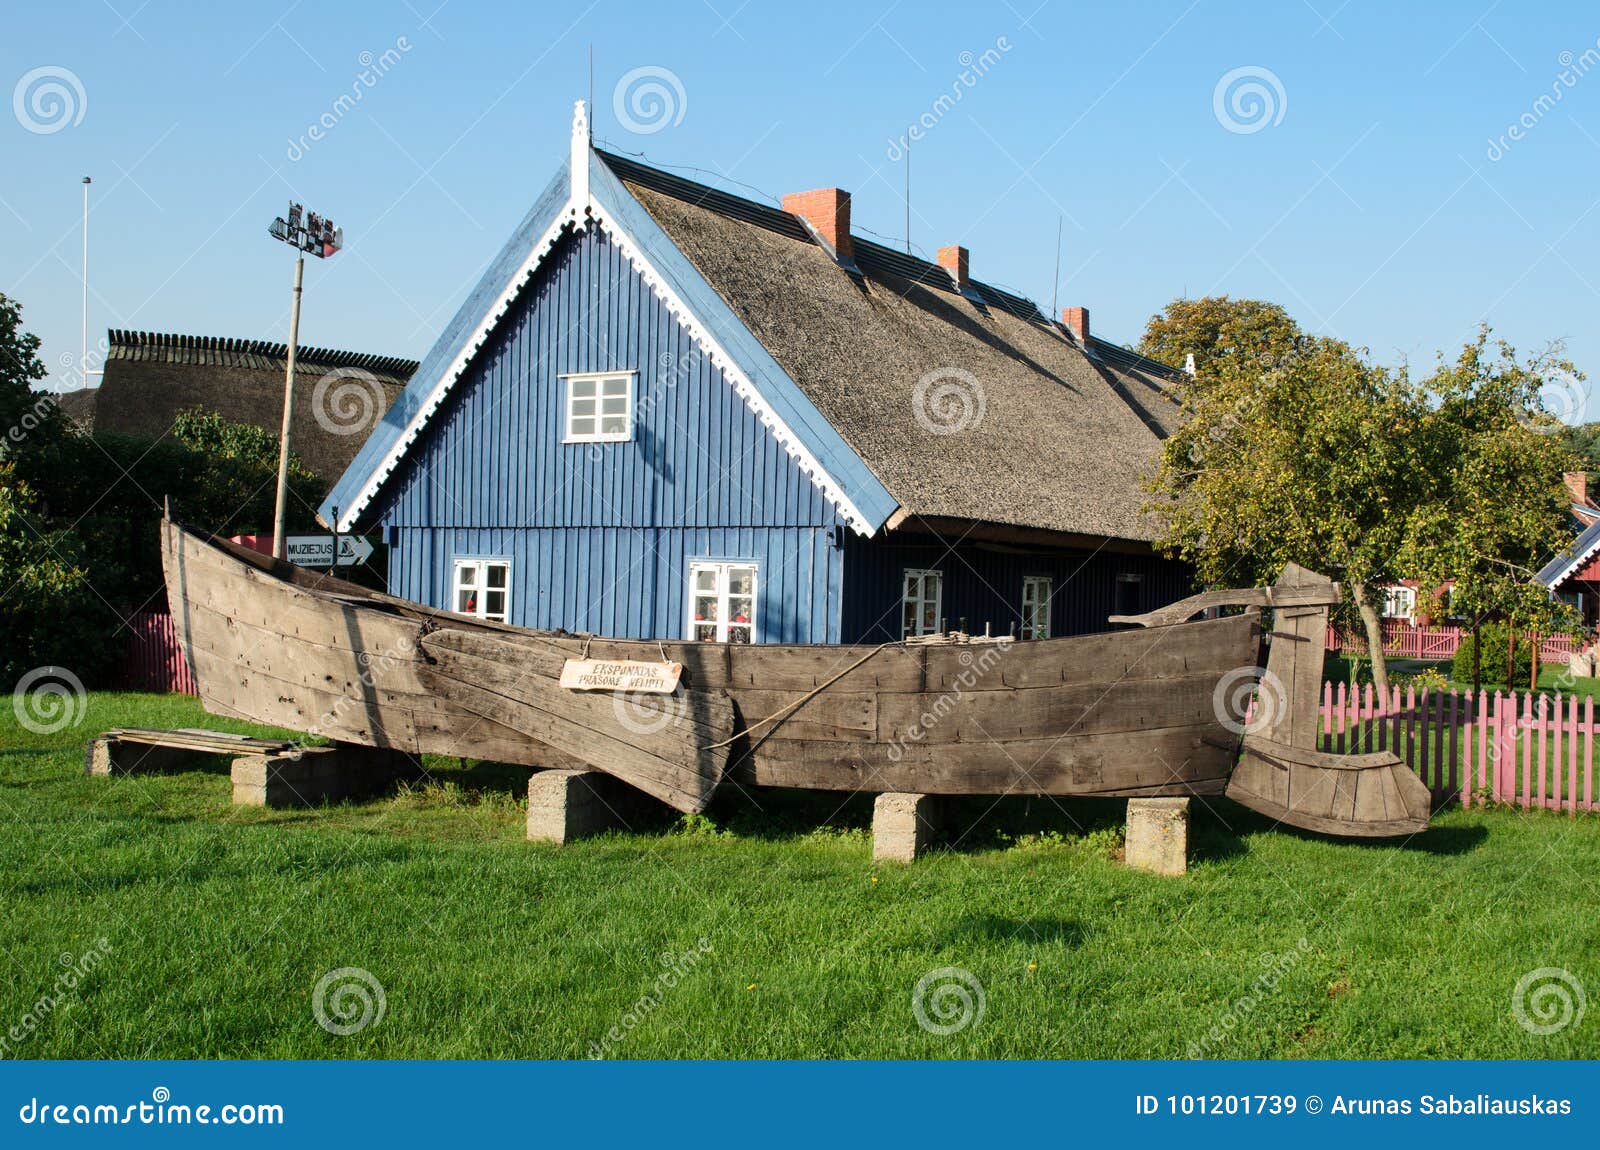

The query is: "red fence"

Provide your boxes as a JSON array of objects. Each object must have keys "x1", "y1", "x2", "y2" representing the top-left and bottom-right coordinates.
[
  {"x1": 115, "y1": 611, "x2": 197, "y2": 696},
  {"x1": 1320, "y1": 682, "x2": 1598, "y2": 813},
  {"x1": 1326, "y1": 620, "x2": 1584, "y2": 663}
]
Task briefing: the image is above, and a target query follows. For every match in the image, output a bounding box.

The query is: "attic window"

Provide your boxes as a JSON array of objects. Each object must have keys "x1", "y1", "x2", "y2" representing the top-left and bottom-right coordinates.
[{"x1": 564, "y1": 372, "x2": 634, "y2": 443}]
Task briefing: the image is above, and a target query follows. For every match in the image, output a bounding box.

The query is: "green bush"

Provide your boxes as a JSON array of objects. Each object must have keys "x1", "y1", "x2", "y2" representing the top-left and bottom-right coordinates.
[
  {"x1": 1451, "y1": 624, "x2": 1534, "y2": 690},
  {"x1": 0, "y1": 467, "x2": 119, "y2": 685},
  {"x1": 1394, "y1": 666, "x2": 1451, "y2": 693}
]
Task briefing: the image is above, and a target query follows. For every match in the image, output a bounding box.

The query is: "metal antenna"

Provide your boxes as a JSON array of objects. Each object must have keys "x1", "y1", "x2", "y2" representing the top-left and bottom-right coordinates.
[
  {"x1": 588, "y1": 45, "x2": 594, "y2": 138},
  {"x1": 1051, "y1": 215, "x2": 1062, "y2": 317},
  {"x1": 904, "y1": 146, "x2": 911, "y2": 254}
]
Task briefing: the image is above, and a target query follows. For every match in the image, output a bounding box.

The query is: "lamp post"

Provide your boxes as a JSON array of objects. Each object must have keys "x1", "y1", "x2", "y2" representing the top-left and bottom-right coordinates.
[
  {"x1": 81, "y1": 176, "x2": 90, "y2": 386},
  {"x1": 266, "y1": 202, "x2": 343, "y2": 559}
]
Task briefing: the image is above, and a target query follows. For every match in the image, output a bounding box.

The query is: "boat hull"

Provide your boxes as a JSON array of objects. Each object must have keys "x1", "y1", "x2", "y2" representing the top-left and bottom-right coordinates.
[{"x1": 162, "y1": 519, "x2": 1260, "y2": 800}]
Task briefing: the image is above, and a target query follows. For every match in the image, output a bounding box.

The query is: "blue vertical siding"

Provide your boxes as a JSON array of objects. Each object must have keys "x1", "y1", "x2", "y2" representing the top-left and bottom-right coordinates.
[
  {"x1": 372, "y1": 225, "x2": 846, "y2": 643},
  {"x1": 839, "y1": 536, "x2": 1193, "y2": 643}
]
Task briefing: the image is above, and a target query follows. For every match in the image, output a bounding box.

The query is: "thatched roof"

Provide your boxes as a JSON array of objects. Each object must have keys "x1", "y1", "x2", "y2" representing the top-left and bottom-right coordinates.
[
  {"x1": 601, "y1": 152, "x2": 1185, "y2": 541},
  {"x1": 51, "y1": 387, "x2": 98, "y2": 431},
  {"x1": 94, "y1": 331, "x2": 417, "y2": 485}
]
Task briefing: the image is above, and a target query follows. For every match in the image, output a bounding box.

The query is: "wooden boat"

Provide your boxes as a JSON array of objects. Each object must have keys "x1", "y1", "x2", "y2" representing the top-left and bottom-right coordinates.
[{"x1": 161, "y1": 516, "x2": 1431, "y2": 837}]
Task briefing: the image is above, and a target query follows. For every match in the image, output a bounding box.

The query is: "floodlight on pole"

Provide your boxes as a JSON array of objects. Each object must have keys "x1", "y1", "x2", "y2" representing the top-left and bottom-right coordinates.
[{"x1": 267, "y1": 201, "x2": 343, "y2": 560}]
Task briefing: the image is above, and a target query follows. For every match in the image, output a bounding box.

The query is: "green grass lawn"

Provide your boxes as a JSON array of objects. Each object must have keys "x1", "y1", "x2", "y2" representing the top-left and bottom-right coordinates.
[{"x1": 3, "y1": 692, "x2": 1598, "y2": 1059}]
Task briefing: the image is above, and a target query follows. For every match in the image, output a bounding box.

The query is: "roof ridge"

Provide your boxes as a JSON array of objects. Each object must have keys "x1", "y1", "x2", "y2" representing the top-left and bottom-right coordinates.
[
  {"x1": 1090, "y1": 337, "x2": 1189, "y2": 382},
  {"x1": 106, "y1": 329, "x2": 419, "y2": 377},
  {"x1": 599, "y1": 149, "x2": 1063, "y2": 327}
]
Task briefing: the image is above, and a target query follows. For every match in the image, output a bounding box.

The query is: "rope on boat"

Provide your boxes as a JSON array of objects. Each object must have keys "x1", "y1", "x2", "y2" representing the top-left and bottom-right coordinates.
[{"x1": 699, "y1": 641, "x2": 898, "y2": 752}]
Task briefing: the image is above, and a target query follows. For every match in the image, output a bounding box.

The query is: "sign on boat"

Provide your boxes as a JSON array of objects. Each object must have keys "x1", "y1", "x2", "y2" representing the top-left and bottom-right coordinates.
[{"x1": 559, "y1": 659, "x2": 683, "y2": 693}]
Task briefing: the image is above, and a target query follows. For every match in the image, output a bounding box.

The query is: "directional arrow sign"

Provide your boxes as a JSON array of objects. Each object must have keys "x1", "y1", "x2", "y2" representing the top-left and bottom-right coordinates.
[{"x1": 283, "y1": 535, "x2": 375, "y2": 567}]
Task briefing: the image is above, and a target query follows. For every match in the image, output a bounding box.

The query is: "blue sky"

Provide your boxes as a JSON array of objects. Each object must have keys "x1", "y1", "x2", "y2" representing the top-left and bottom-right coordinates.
[{"x1": 5, "y1": 0, "x2": 1600, "y2": 418}]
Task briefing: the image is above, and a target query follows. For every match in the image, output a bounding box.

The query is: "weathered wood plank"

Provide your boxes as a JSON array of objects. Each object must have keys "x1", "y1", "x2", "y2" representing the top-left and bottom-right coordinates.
[
  {"x1": 738, "y1": 725, "x2": 1232, "y2": 795},
  {"x1": 874, "y1": 672, "x2": 1231, "y2": 744},
  {"x1": 731, "y1": 688, "x2": 878, "y2": 742},
  {"x1": 417, "y1": 671, "x2": 726, "y2": 814},
  {"x1": 183, "y1": 644, "x2": 553, "y2": 766},
  {"x1": 1220, "y1": 565, "x2": 1432, "y2": 837},
  {"x1": 417, "y1": 630, "x2": 734, "y2": 813},
  {"x1": 421, "y1": 631, "x2": 732, "y2": 742},
  {"x1": 1109, "y1": 576, "x2": 1342, "y2": 628},
  {"x1": 1226, "y1": 744, "x2": 1431, "y2": 837}
]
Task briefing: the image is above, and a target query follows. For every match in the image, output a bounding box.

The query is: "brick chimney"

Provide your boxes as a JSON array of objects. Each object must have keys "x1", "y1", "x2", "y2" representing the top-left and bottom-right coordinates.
[
  {"x1": 936, "y1": 245, "x2": 969, "y2": 289},
  {"x1": 782, "y1": 187, "x2": 853, "y2": 262},
  {"x1": 1061, "y1": 306, "x2": 1090, "y2": 344},
  {"x1": 1566, "y1": 471, "x2": 1591, "y2": 506}
]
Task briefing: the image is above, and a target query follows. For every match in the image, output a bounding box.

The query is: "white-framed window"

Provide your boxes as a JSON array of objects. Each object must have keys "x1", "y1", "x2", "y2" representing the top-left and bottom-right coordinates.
[
  {"x1": 1382, "y1": 585, "x2": 1416, "y2": 620},
  {"x1": 1021, "y1": 576, "x2": 1053, "y2": 639},
  {"x1": 902, "y1": 569, "x2": 944, "y2": 638},
  {"x1": 452, "y1": 558, "x2": 511, "y2": 622},
  {"x1": 689, "y1": 560, "x2": 757, "y2": 644},
  {"x1": 563, "y1": 371, "x2": 634, "y2": 443}
]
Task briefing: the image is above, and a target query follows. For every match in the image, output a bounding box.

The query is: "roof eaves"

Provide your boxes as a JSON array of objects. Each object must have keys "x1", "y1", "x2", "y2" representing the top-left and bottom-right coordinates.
[{"x1": 1538, "y1": 515, "x2": 1600, "y2": 586}]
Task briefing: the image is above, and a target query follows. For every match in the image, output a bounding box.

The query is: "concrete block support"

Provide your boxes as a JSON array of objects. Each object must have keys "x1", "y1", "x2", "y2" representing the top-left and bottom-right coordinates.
[
  {"x1": 1125, "y1": 797, "x2": 1190, "y2": 876},
  {"x1": 230, "y1": 743, "x2": 422, "y2": 808},
  {"x1": 86, "y1": 739, "x2": 218, "y2": 777},
  {"x1": 526, "y1": 769, "x2": 659, "y2": 845},
  {"x1": 872, "y1": 792, "x2": 941, "y2": 863}
]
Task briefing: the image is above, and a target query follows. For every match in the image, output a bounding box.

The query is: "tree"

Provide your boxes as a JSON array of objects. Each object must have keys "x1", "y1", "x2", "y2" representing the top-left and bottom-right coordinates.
[
  {"x1": 1143, "y1": 306, "x2": 1578, "y2": 699},
  {"x1": 168, "y1": 407, "x2": 321, "y2": 536},
  {"x1": 1554, "y1": 420, "x2": 1600, "y2": 500},
  {"x1": 0, "y1": 462, "x2": 115, "y2": 683},
  {"x1": 51, "y1": 411, "x2": 321, "y2": 613},
  {"x1": 1397, "y1": 331, "x2": 1581, "y2": 650},
  {"x1": 0, "y1": 291, "x2": 71, "y2": 492},
  {"x1": 1137, "y1": 296, "x2": 1302, "y2": 381},
  {"x1": 0, "y1": 294, "x2": 118, "y2": 683},
  {"x1": 1146, "y1": 332, "x2": 1416, "y2": 694},
  {"x1": 2, "y1": 291, "x2": 326, "y2": 684}
]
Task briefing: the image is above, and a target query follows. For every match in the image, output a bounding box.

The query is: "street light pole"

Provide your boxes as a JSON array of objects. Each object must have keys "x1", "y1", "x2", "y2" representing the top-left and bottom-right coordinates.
[
  {"x1": 81, "y1": 176, "x2": 90, "y2": 385},
  {"x1": 265, "y1": 202, "x2": 343, "y2": 560},
  {"x1": 271, "y1": 254, "x2": 304, "y2": 560}
]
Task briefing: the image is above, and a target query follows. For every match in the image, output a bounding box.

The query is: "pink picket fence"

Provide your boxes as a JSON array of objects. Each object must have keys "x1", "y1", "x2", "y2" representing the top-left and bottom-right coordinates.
[
  {"x1": 1319, "y1": 682, "x2": 1598, "y2": 813},
  {"x1": 115, "y1": 610, "x2": 197, "y2": 696},
  {"x1": 1326, "y1": 621, "x2": 1583, "y2": 662}
]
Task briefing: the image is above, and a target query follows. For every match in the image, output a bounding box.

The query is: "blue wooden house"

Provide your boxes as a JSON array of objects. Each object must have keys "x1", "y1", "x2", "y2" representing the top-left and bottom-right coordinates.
[{"x1": 322, "y1": 102, "x2": 1193, "y2": 645}]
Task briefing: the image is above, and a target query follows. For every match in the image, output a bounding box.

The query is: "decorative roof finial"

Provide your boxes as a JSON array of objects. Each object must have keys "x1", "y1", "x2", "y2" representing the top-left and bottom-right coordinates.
[{"x1": 570, "y1": 99, "x2": 590, "y2": 207}]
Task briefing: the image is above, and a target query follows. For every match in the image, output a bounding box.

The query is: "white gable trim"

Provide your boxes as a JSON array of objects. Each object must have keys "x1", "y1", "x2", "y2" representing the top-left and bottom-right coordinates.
[
  {"x1": 332, "y1": 202, "x2": 582, "y2": 533},
  {"x1": 334, "y1": 194, "x2": 872, "y2": 535},
  {"x1": 587, "y1": 202, "x2": 872, "y2": 534}
]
